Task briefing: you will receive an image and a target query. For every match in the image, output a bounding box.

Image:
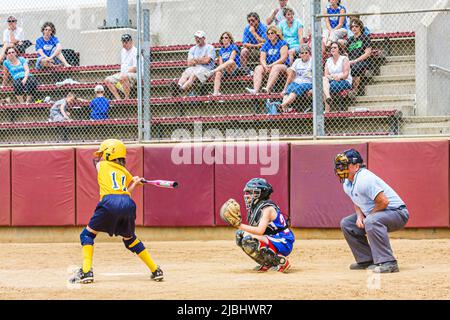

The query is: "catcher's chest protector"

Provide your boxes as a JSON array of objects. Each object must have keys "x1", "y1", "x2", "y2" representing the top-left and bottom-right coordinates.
[{"x1": 248, "y1": 200, "x2": 286, "y2": 235}]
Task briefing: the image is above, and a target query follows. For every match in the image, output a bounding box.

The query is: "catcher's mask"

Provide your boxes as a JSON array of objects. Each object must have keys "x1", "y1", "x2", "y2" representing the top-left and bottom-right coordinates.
[
  {"x1": 93, "y1": 139, "x2": 127, "y2": 161},
  {"x1": 334, "y1": 148, "x2": 364, "y2": 183},
  {"x1": 243, "y1": 178, "x2": 273, "y2": 210}
]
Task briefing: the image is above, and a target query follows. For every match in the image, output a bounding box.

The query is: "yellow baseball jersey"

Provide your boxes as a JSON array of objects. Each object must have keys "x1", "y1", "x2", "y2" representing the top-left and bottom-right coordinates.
[{"x1": 97, "y1": 161, "x2": 133, "y2": 200}]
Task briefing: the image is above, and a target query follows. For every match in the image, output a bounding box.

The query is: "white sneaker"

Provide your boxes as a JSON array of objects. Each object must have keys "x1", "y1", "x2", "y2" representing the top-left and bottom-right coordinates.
[{"x1": 245, "y1": 88, "x2": 257, "y2": 95}]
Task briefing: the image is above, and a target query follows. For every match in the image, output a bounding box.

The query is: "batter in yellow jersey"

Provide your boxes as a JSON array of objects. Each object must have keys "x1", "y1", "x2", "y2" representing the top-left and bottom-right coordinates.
[{"x1": 69, "y1": 139, "x2": 164, "y2": 284}]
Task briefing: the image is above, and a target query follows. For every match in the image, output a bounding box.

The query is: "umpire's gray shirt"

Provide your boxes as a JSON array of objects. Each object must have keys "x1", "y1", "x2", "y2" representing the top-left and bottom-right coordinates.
[{"x1": 343, "y1": 168, "x2": 405, "y2": 216}]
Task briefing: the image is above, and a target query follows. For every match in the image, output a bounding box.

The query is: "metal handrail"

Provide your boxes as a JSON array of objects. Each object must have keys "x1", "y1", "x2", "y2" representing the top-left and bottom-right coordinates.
[{"x1": 430, "y1": 64, "x2": 450, "y2": 74}]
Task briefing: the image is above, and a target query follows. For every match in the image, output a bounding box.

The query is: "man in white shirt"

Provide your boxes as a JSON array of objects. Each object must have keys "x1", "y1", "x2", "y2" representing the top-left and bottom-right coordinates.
[
  {"x1": 1, "y1": 16, "x2": 25, "y2": 61},
  {"x1": 105, "y1": 34, "x2": 137, "y2": 100},
  {"x1": 266, "y1": 0, "x2": 299, "y2": 26},
  {"x1": 171, "y1": 30, "x2": 216, "y2": 96}
]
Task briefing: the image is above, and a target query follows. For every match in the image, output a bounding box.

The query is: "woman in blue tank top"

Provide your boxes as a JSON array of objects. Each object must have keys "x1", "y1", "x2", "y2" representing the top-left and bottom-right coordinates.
[{"x1": 322, "y1": 0, "x2": 348, "y2": 48}]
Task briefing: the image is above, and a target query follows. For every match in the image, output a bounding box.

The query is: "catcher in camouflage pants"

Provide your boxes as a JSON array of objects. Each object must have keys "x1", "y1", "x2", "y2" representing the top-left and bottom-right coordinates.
[{"x1": 221, "y1": 178, "x2": 295, "y2": 272}]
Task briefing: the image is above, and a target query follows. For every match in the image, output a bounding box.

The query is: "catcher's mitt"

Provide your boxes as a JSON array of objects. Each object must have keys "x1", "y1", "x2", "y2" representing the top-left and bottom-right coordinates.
[{"x1": 220, "y1": 198, "x2": 242, "y2": 227}]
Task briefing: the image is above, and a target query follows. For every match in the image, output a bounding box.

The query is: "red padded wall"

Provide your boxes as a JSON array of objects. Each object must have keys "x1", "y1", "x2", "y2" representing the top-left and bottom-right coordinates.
[
  {"x1": 143, "y1": 145, "x2": 215, "y2": 226},
  {"x1": 11, "y1": 148, "x2": 75, "y2": 226},
  {"x1": 76, "y1": 146, "x2": 144, "y2": 226},
  {"x1": 290, "y1": 143, "x2": 368, "y2": 228},
  {"x1": 369, "y1": 140, "x2": 449, "y2": 228},
  {"x1": 0, "y1": 149, "x2": 11, "y2": 226},
  {"x1": 214, "y1": 142, "x2": 290, "y2": 225}
]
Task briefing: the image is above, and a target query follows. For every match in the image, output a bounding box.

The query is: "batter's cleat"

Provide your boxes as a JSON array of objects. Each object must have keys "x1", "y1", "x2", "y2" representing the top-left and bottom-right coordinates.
[
  {"x1": 373, "y1": 261, "x2": 399, "y2": 273},
  {"x1": 277, "y1": 258, "x2": 291, "y2": 273},
  {"x1": 349, "y1": 261, "x2": 375, "y2": 270},
  {"x1": 151, "y1": 266, "x2": 164, "y2": 281},
  {"x1": 69, "y1": 268, "x2": 94, "y2": 284}
]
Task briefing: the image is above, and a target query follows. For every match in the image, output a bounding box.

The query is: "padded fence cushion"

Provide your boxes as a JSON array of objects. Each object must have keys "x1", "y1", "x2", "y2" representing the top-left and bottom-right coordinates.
[
  {"x1": 0, "y1": 150, "x2": 11, "y2": 226},
  {"x1": 368, "y1": 141, "x2": 449, "y2": 228},
  {"x1": 214, "y1": 142, "x2": 290, "y2": 226},
  {"x1": 76, "y1": 146, "x2": 144, "y2": 226},
  {"x1": 143, "y1": 145, "x2": 215, "y2": 226},
  {"x1": 11, "y1": 148, "x2": 76, "y2": 226},
  {"x1": 290, "y1": 143, "x2": 368, "y2": 228}
]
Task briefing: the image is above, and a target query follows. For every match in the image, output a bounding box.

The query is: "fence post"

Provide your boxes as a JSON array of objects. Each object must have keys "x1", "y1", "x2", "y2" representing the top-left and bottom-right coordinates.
[
  {"x1": 143, "y1": 9, "x2": 151, "y2": 140},
  {"x1": 136, "y1": 0, "x2": 143, "y2": 141},
  {"x1": 311, "y1": 0, "x2": 325, "y2": 137}
]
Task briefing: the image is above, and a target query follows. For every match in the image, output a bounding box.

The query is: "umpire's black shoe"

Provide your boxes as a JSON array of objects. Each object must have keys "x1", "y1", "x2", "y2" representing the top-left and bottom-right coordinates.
[
  {"x1": 349, "y1": 261, "x2": 374, "y2": 270},
  {"x1": 151, "y1": 266, "x2": 164, "y2": 282},
  {"x1": 373, "y1": 261, "x2": 399, "y2": 273},
  {"x1": 69, "y1": 268, "x2": 94, "y2": 284}
]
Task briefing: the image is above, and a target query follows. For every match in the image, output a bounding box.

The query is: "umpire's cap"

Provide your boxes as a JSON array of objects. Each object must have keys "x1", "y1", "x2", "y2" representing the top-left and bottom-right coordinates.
[
  {"x1": 343, "y1": 148, "x2": 364, "y2": 164},
  {"x1": 121, "y1": 34, "x2": 132, "y2": 42}
]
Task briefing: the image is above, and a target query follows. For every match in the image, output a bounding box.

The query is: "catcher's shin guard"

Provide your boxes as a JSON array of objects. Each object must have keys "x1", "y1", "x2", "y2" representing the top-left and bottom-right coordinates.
[
  {"x1": 235, "y1": 230, "x2": 245, "y2": 247},
  {"x1": 241, "y1": 235, "x2": 286, "y2": 267}
]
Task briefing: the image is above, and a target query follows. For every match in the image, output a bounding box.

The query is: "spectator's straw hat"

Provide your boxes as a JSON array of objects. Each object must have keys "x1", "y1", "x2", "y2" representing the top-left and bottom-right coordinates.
[
  {"x1": 94, "y1": 85, "x2": 105, "y2": 92},
  {"x1": 194, "y1": 30, "x2": 206, "y2": 38}
]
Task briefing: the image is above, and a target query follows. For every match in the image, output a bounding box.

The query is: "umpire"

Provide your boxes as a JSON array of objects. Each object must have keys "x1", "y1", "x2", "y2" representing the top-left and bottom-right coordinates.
[{"x1": 335, "y1": 149, "x2": 409, "y2": 273}]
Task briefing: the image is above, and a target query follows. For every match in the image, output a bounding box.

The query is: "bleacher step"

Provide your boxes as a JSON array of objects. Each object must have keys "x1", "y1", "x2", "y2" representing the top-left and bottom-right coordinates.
[
  {"x1": 371, "y1": 74, "x2": 415, "y2": 83},
  {"x1": 385, "y1": 55, "x2": 415, "y2": 63},
  {"x1": 365, "y1": 83, "x2": 416, "y2": 96},
  {"x1": 348, "y1": 105, "x2": 414, "y2": 116},
  {"x1": 401, "y1": 116, "x2": 450, "y2": 135},
  {"x1": 380, "y1": 63, "x2": 415, "y2": 76}
]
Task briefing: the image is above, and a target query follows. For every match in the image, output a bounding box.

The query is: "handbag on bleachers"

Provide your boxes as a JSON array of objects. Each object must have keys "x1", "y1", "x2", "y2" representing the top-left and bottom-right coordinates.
[{"x1": 62, "y1": 49, "x2": 80, "y2": 66}]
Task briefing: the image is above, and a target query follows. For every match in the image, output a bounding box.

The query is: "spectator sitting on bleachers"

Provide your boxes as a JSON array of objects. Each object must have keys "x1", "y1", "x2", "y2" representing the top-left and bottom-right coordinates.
[
  {"x1": 266, "y1": 0, "x2": 299, "y2": 26},
  {"x1": 279, "y1": 6, "x2": 304, "y2": 66},
  {"x1": 346, "y1": 14, "x2": 370, "y2": 38},
  {"x1": 89, "y1": 85, "x2": 109, "y2": 120},
  {"x1": 49, "y1": 92, "x2": 87, "y2": 122},
  {"x1": 35, "y1": 22, "x2": 71, "y2": 69},
  {"x1": 323, "y1": 42, "x2": 352, "y2": 113},
  {"x1": 104, "y1": 34, "x2": 137, "y2": 101},
  {"x1": 346, "y1": 18, "x2": 372, "y2": 97},
  {"x1": 204, "y1": 32, "x2": 240, "y2": 97},
  {"x1": 0, "y1": 16, "x2": 32, "y2": 62},
  {"x1": 241, "y1": 12, "x2": 267, "y2": 74},
  {"x1": 2, "y1": 46, "x2": 37, "y2": 104},
  {"x1": 271, "y1": 44, "x2": 312, "y2": 113},
  {"x1": 171, "y1": 30, "x2": 215, "y2": 96},
  {"x1": 245, "y1": 26, "x2": 289, "y2": 94},
  {"x1": 322, "y1": 0, "x2": 348, "y2": 49}
]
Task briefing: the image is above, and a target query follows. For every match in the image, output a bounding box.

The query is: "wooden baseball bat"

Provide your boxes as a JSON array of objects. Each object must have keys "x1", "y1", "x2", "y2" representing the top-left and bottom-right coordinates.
[{"x1": 141, "y1": 179, "x2": 178, "y2": 189}]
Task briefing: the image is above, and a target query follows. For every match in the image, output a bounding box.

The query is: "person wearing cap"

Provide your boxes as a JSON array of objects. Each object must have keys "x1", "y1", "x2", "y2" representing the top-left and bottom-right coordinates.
[
  {"x1": 335, "y1": 149, "x2": 410, "y2": 273},
  {"x1": 0, "y1": 16, "x2": 27, "y2": 62},
  {"x1": 105, "y1": 34, "x2": 137, "y2": 100},
  {"x1": 35, "y1": 22, "x2": 71, "y2": 69},
  {"x1": 171, "y1": 30, "x2": 215, "y2": 96},
  {"x1": 89, "y1": 85, "x2": 110, "y2": 120}
]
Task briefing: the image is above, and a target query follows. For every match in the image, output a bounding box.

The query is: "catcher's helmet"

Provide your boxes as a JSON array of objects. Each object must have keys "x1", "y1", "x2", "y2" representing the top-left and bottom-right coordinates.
[
  {"x1": 93, "y1": 139, "x2": 127, "y2": 161},
  {"x1": 334, "y1": 148, "x2": 364, "y2": 183},
  {"x1": 243, "y1": 178, "x2": 273, "y2": 210}
]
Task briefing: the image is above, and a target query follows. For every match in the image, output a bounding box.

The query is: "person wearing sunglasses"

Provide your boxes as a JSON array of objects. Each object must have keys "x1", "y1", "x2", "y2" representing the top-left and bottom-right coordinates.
[
  {"x1": 269, "y1": 44, "x2": 312, "y2": 113},
  {"x1": 1, "y1": 46, "x2": 37, "y2": 104},
  {"x1": 279, "y1": 6, "x2": 304, "y2": 66},
  {"x1": 241, "y1": 12, "x2": 268, "y2": 74},
  {"x1": 322, "y1": 42, "x2": 352, "y2": 112},
  {"x1": 0, "y1": 16, "x2": 26, "y2": 62},
  {"x1": 335, "y1": 149, "x2": 409, "y2": 274},
  {"x1": 246, "y1": 26, "x2": 289, "y2": 95},
  {"x1": 35, "y1": 22, "x2": 71, "y2": 69},
  {"x1": 346, "y1": 18, "x2": 372, "y2": 98},
  {"x1": 204, "y1": 32, "x2": 241, "y2": 97}
]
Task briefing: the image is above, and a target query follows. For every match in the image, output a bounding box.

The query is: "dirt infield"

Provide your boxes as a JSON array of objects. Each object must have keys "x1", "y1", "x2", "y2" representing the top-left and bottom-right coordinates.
[{"x1": 0, "y1": 239, "x2": 449, "y2": 300}]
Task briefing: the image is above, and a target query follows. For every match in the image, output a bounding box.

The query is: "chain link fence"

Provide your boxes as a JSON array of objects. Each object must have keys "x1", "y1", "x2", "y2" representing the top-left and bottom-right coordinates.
[{"x1": 0, "y1": 0, "x2": 449, "y2": 145}]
